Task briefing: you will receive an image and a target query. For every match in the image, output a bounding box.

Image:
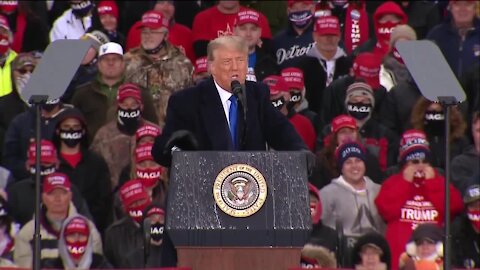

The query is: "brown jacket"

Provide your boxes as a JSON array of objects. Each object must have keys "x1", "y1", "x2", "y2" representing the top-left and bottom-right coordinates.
[{"x1": 90, "y1": 119, "x2": 158, "y2": 190}]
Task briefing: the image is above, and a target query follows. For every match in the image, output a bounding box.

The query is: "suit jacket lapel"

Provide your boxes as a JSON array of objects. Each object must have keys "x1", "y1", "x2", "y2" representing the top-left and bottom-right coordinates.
[{"x1": 200, "y1": 78, "x2": 233, "y2": 150}]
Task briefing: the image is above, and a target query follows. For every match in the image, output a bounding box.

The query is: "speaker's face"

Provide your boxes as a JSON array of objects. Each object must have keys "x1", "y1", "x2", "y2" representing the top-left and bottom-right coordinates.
[{"x1": 209, "y1": 46, "x2": 248, "y2": 91}]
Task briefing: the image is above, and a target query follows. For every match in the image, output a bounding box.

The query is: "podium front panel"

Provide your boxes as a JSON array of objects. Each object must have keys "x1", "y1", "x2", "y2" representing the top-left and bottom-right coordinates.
[{"x1": 166, "y1": 151, "x2": 311, "y2": 247}]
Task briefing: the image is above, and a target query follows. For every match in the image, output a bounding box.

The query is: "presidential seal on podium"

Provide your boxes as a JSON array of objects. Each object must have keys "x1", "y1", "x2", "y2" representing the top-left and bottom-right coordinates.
[{"x1": 213, "y1": 164, "x2": 267, "y2": 218}]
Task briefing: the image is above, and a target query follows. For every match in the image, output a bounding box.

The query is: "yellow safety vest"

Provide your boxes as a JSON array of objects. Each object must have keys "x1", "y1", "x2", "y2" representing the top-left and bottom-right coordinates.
[{"x1": 0, "y1": 51, "x2": 18, "y2": 97}]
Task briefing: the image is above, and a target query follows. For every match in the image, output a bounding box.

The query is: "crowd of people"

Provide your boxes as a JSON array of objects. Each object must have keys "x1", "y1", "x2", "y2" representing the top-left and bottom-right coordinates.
[{"x1": 0, "y1": 0, "x2": 479, "y2": 269}]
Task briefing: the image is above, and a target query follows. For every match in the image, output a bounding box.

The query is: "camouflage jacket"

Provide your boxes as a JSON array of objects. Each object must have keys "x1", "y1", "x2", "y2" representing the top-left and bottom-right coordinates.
[{"x1": 124, "y1": 42, "x2": 194, "y2": 128}]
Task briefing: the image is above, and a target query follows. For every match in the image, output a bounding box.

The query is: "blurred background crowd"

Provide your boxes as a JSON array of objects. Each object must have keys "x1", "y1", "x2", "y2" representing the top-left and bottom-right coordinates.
[{"x1": 0, "y1": 0, "x2": 479, "y2": 269}]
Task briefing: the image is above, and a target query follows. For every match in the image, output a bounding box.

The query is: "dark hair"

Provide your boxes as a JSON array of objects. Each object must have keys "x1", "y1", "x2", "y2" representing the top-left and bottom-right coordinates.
[
  {"x1": 351, "y1": 232, "x2": 391, "y2": 269},
  {"x1": 411, "y1": 97, "x2": 466, "y2": 142},
  {"x1": 317, "y1": 129, "x2": 361, "y2": 178}
]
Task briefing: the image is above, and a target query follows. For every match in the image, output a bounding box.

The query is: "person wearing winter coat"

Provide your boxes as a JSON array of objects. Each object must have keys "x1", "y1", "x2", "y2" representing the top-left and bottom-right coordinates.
[
  {"x1": 42, "y1": 215, "x2": 111, "y2": 269},
  {"x1": 263, "y1": 75, "x2": 317, "y2": 151},
  {"x1": 0, "y1": 51, "x2": 35, "y2": 165},
  {"x1": 398, "y1": 224, "x2": 444, "y2": 270},
  {"x1": 53, "y1": 108, "x2": 112, "y2": 236},
  {"x1": 451, "y1": 111, "x2": 480, "y2": 194},
  {"x1": 90, "y1": 83, "x2": 157, "y2": 191},
  {"x1": 13, "y1": 173, "x2": 102, "y2": 268},
  {"x1": 300, "y1": 183, "x2": 337, "y2": 269},
  {"x1": 2, "y1": 98, "x2": 69, "y2": 182},
  {"x1": 320, "y1": 141, "x2": 385, "y2": 267},
  {"x1": 0, "y1": 2, "x2": 49, "y2": 53},
  {"x1": 104, "y1": 179, "x2": 151, "y2": 268},
  {"x1": 49, "y1": 0, "x2": 94, "y2": 42},
  {"x1": 233, "y1": 9, "x2": 279, "y2": 82},
  {"x1": 6, "y1": 140, "x2": 92, "y2": 226},
  {"x1": 122, "y1": 202, "x2": 176, "y2": 268},
  {"x1": 313, "y1": 0, "x2": 372, "y2": 55},
  {"x1": 319, "y1": 81, "x2": 398, "y2": 173},
  {"x1": 321, "y1": 52, "x2": 386, "y2": 127},
  {"x1": 380, "y1": 24, "x2": 416, "y2": 92},
  {"x1": 410, "y1": 97, "x2": 469, "y2": 170},
  {"x1": 115, "y1": 141, "x2": 167, "y2": 220},
  {"x1": 272, "y1": 0, "x2": 315, "y2": 69},
  {"x1": 351, "y1": 232, "x2": 391, "y2": 270},
  {"x1": 281, "y1": 67, "x2": 322, "y2": 139},
  {"x1": 352, "y1": 1, "x2": 407, "y2": 60},
  {"x1": 296, "y1": 15, "x2": 352, "y2": 115},
  {"x1": 71, "y1": 42, "x2": 158, "y2": 143},
  {"x1": 427, "y1": 1, "x2": 480, "y2": 79},
  {"x1": 93, "y1": 1, "x2": 125, "y2": 48},
  {"x1": 452, "y1": 184, "x2": 480, "y2": 269},
  {"x1": 312, "y1": 114, "x2": 384, "y2": 189},
  {"x1": 375, "y1": 129, "x2": 464, "y2": 268}
]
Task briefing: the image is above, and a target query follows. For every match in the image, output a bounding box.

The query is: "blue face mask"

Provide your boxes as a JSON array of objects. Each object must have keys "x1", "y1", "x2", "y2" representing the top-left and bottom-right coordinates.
[{"x1": 288, "y1": 10, "x2": 313, "y2": 29}]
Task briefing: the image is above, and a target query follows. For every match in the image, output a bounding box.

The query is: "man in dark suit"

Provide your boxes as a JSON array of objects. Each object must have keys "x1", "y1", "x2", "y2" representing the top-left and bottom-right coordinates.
[{"x1": 152, "y1": 35, "x2": 308, "y2": 167}]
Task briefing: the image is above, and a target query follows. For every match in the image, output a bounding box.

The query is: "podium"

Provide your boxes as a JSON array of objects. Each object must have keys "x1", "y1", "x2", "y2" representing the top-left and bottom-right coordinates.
[{"x1": 166, "y1": 151, "x2": 312, "y2": 270}]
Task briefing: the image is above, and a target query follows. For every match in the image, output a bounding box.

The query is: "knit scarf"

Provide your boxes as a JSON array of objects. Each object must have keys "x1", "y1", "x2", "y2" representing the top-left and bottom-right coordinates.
[{"x1": 343, "y1": 1, "x2": 369, "y2": 54}]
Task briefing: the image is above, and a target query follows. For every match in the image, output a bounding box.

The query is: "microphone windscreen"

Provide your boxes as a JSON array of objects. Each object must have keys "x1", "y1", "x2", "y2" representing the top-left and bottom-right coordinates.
[{"x1": 231, "y1": 80, "x2": 242, "y2": 96}]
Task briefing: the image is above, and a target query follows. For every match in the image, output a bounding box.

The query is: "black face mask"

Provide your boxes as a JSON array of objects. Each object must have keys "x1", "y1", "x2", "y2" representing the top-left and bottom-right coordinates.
[
  {"x1": 286, "y1": 101, "x2": 296, "y2": 113},
  {"x1": 290, "y1": 92, "x2": 302, "y2": 105},
  {"x1": 424, "y1": 111, "x2": 445, "y2": 136},
  {"x1": 71, "y1": 1, "x2": 93, "y2": 18},
  {"x1": 347, "y1": 102, "x2": 372, "y2": 120},
  {"x1": 150, "y1": 223, "x2": 164, "y2": 242},
  {"x1": 143, "y1": 41, "x2": 165, "y2": 55},
  {"x1": 117, "y1": 108, "x2": 141, "y2": 135},
  {"x1": 30, "y1": 165, "x2": 56, "y2": 176},
  {"x1": 59, "y1": 129, "x2": 83, "y2": 148},
  {"x1": 271, "y1": 97, "x2": 285, "y2": 110},
  {"x1": 42, "y1": 104, "x2": 57, "y2": 113}
]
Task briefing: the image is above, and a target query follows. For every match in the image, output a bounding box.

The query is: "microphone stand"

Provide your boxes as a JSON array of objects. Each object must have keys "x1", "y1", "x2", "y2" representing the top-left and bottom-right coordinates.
[
  {"x1": 438, "y1": 96, "x2": 457, "y2": 270},
  {"x1": 30, "y1": 95, "x2": 48, "y2": 270},
  {"x1": 143, "y1": 218, "x2": 152, "y2": 268}
]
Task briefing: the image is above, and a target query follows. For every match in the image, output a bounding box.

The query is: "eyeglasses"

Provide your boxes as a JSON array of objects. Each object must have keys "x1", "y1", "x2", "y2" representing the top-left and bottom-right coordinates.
[{"x1": 17, "y1": 67, "x2": 35, "y2": 74}]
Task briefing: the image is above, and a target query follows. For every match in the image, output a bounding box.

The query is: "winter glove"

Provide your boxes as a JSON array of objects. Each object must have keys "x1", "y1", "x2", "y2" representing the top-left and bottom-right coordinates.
[{"x1": 163, "y1": 130, "x2": 199, "y2": 155}]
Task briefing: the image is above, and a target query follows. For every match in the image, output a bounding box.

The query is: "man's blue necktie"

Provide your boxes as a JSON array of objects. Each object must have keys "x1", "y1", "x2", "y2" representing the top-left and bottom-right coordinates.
[{"x1": 228, "y1": 95, "x2": 238, "y2": 150}]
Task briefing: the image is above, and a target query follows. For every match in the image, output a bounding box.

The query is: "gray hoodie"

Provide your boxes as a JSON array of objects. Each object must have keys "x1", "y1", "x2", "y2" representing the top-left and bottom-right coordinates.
[
  {"x1": 58, "y1": 214, "x2": 95, "y2": 269},
  {"x1": 306, "y1": 44, "x2": 347, "y2": 63},
  {"x1": 320, "y1": 176, "x2": 385, "y2": 239}
]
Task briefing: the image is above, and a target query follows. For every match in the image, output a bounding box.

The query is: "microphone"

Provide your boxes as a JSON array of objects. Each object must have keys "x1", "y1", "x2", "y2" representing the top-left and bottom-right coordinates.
[
  {"x1": 231, "y1": 80, "x2": 247, "y2": 149},
  {"x1": 231, "y1": 80, "x2": 243, "y2": 97}
]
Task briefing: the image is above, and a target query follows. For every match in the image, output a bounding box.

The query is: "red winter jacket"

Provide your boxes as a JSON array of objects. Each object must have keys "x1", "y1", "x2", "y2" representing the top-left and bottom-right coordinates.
[
  {"x1": 289, "y1": 113, "x2": 317, "y2": 151},
  {"x1": 374, "y1": 170, "x2": 463, "y2": 269}
]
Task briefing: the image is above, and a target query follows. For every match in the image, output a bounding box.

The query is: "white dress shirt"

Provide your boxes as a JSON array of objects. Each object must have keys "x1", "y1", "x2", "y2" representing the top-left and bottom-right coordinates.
[{"x1": 214, "y1": 80, "x2": 235, "y2": 127}]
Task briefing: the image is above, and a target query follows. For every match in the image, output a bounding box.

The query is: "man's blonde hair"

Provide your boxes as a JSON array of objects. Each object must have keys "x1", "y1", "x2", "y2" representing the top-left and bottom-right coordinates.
[{"x1": 207, "y1": 35, "x2": 249, "y2": 61}]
